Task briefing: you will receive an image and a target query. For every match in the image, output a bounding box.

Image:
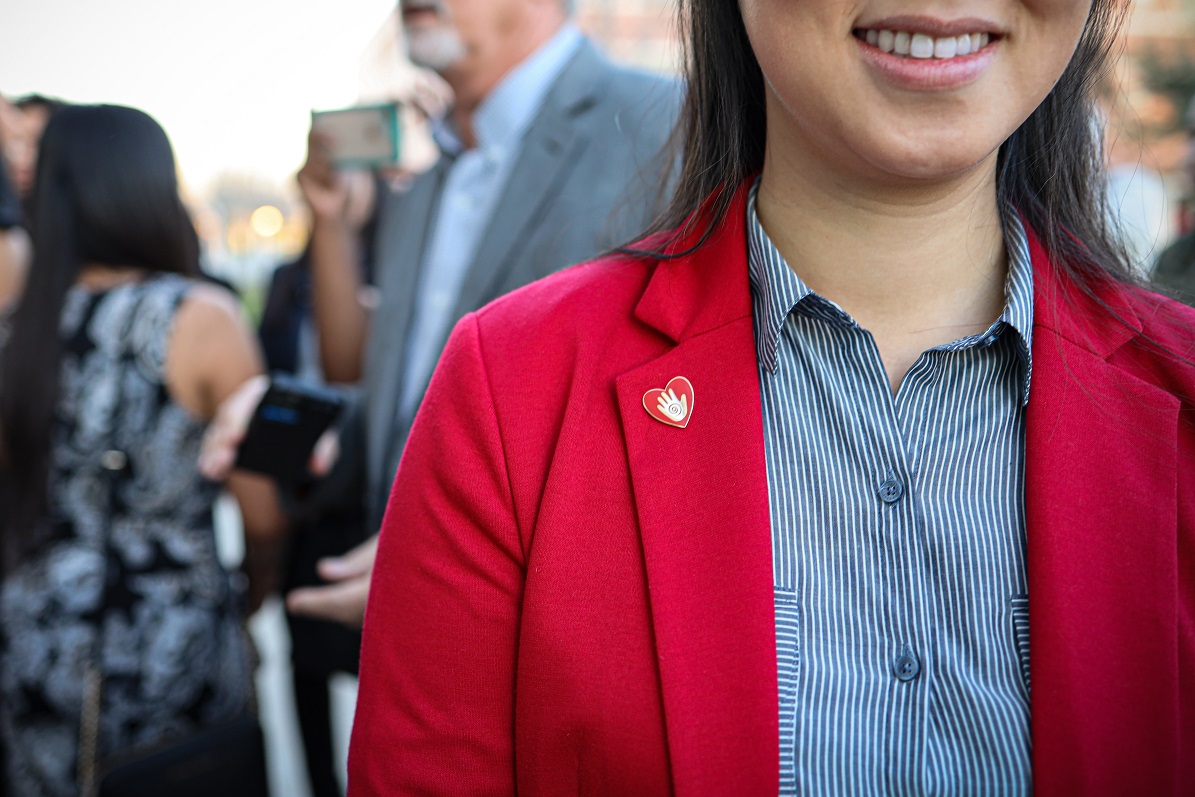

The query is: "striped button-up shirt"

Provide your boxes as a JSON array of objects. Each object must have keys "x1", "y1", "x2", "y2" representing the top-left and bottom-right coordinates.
[{"x1": 747, "y1": 185, "x2": 1035, "y2": 796}]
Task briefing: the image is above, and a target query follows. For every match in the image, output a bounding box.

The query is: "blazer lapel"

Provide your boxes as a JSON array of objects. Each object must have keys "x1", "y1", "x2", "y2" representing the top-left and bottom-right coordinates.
[
  {"x1": 1025, "y1": 231, "x2": 1181, "y2": 795},
  {"x1": 365, "y1": 164, "x2": 447, "y2": 512},
  {"x1": 615, "y1": 186, "x2": 780, "y2": 796},
  {"x1": 452, "y1": 40, "x2": 609, "y2": 320}
]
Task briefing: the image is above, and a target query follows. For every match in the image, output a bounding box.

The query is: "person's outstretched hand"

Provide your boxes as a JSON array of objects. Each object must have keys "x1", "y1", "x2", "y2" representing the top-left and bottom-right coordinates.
[
  {"x1": 198, "y1": 375, "x2": 339, "y2": 482},
  {"x1": 199, "y1": 375, "x2": 269, "y2": 481},
  {"x1": 286, "y1": 533, "x2": 378, "y2": 628}
]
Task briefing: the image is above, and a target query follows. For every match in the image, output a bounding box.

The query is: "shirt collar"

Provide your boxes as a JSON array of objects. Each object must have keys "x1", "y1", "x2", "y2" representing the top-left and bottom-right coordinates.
[
  {"x1": 746, "y1": 180, "x2": 1035, "y2": 405},
  {"x1": 433, "y1": 24, "x2": 583, "y2": 158}
]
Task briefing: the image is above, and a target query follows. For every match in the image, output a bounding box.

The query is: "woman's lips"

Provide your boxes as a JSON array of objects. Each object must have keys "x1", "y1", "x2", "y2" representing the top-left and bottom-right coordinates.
[{"x1": 853, "y1": 24, "x2": 1001, "y2": 90}]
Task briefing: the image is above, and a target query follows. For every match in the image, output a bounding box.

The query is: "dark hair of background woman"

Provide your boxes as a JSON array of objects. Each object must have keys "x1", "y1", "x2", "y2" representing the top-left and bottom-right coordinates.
[
  {"x1": 644, "y1": 0, "x2": 1135, "y2": 293},
  {"x1": 0, "y1": 104, "x2": 199, "y2": 571}
]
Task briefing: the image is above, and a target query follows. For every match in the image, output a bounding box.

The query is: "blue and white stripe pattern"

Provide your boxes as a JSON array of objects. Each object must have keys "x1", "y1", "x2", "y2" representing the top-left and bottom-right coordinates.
[{"x1": 747, "y1": 185, "x2": 1035, "y2": 796}]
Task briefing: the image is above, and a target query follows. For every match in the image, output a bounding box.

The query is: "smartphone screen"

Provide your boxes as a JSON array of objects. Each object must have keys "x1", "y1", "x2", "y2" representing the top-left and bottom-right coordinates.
[{"x1": 311, "y1": 104, "x2": 401, "y2": 169}]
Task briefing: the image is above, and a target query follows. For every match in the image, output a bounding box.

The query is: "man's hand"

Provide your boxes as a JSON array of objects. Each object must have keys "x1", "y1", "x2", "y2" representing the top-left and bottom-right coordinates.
[
  {"x1": 298, "y1": 129, "x2": 349, "y2": 222},
  {"x1": 297, "y1": 129, "x2": 374, "y2": 228},
  {"x1": 286, "y1": 533, "x2": 378, "y2": 628}
]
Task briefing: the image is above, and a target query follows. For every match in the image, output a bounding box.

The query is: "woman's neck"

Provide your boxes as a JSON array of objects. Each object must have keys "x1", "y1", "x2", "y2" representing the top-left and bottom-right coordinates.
[{"x1": 756, "y1": 151, "x2": 1008, "y2": 394}]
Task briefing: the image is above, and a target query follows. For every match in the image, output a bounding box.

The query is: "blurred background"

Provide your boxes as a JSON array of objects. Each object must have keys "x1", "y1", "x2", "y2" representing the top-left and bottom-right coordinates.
[
  {"x1": 3, "y1": 0, "x2": 1194, "y2": 794},
  {"x1": 5, "y1": 0, "x2": 1193, "y2": 298},
  {"x1": 0, "y1": 0, "x2": 681, "y2": 317}
]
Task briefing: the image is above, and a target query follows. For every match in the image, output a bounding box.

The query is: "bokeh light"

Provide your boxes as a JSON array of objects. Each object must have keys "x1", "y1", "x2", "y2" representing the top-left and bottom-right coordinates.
[{"x1": 249, "y1": 205, "x2": 284, "y2": 238}]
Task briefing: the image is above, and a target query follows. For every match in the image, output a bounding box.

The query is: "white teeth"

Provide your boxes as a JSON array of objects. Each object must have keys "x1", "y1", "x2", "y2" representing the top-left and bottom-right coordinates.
[
  {"x1": 910, "y1": 33, "x2": 934, "y2": 58},
  {"x1": 933, "y1": 36, "x2": 957, "y2": 58},
  {"x1": 860, "y1": 28, "x2": 994, "y2": 59}
]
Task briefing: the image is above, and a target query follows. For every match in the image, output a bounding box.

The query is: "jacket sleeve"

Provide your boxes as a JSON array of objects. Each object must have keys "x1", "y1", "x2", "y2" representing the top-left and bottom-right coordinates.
[{"x1": 349, "y1": 313, "x2": 524, "y2": 796}]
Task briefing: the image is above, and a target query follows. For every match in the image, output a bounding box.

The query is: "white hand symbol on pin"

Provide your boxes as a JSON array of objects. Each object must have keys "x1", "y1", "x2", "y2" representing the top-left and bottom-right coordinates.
[
  {"x1": 656, "y1": 389, "x2": 688, "y2": 422},
  {"x1": 642, "y1": 376, "x2": 694, "y2": 428}
]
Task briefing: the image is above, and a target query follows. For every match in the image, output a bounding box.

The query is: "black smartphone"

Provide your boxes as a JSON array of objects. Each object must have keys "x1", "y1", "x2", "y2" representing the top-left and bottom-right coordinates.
[{"x1": 234, "y1": 375, "x2": 346, "y2": 483}]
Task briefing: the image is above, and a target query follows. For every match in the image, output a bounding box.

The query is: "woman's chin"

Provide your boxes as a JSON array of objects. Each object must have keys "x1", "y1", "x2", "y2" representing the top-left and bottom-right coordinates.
[{"x1": 854, "y1": 138, "x2": 998, "y2": 187}]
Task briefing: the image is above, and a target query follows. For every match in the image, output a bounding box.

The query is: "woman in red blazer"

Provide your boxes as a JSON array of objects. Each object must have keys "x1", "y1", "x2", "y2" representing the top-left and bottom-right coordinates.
[{"x1": 350, "y1": 0, "x2": 1195, "y2": 793}]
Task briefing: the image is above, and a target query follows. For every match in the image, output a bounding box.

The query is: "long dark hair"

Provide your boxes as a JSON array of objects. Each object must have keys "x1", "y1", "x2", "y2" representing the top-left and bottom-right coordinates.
[
  {"x1": 0, "y1": 104, "x2": 199, "y2": 568},
  {"x1": 645, "y1": 0, "x2": 1135, "y2": 289}
]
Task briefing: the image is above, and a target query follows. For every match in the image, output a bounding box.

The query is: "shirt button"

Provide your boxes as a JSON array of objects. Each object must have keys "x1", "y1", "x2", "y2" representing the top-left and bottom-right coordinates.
[
  {"x1": 877, "y1": 475, "x2": 904, "y2": 504},
  {"x1": 892, "y1": 645, "x2": 921, "y2": 682},
  {"x1": 100, "y1": 450, "x2": 128, "y2": 471}
]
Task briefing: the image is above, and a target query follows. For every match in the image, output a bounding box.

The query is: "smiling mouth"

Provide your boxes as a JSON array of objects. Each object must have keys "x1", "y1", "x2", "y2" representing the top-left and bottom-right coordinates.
[{"x1": 853, "y1": 28, "x2": 997, "y2": 59}]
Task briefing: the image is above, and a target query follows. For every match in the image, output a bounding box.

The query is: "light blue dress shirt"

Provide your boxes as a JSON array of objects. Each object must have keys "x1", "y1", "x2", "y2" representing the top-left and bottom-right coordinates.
[
  {"x1": 397, "y1": 24, "x2": 584, "y2": 425},
  {"x1": 747, "y1": 183, "x2": 1036, "y2": 796}
]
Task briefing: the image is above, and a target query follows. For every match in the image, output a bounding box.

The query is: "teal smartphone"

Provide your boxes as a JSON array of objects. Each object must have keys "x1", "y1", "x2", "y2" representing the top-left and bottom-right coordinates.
[{"x1": 310, "y1": 103, "x2": 401, "y2": 169}]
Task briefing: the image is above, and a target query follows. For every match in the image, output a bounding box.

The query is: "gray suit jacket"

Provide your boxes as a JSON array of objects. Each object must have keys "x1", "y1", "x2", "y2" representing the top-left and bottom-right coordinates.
[{"x1": 355, "y1": 38, "x2": 679, "y2": 527}]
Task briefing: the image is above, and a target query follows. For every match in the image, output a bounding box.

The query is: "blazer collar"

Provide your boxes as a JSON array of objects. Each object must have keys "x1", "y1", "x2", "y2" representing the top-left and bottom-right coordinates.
[
  {"x1": 632, "y1": 183, "x2": 757, "y2": 344},
  {"x1": 1025, "y1": 220, "x2": 1142, "y2": 357}
]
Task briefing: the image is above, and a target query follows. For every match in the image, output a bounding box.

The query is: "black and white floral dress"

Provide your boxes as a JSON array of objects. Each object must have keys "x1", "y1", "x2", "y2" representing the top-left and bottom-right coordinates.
[{"x1": 0, "y1": 276, "x2": 253, "y2": 797}]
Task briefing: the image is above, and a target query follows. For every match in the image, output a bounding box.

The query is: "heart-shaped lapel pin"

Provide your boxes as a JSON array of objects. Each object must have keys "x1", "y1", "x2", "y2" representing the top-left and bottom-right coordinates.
[{"x1": 643, "y1": 376, "x2": 694, "y2": 429}]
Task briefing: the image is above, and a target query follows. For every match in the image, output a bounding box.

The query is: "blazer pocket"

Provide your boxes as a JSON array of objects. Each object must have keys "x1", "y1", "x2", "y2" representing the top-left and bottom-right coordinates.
[
  {"x1": 775, "y1": 586, "x2": 800, "y2": 791},
  {"x1": 1009, "y1": 593, "x2": 1030, "y2": 695}
]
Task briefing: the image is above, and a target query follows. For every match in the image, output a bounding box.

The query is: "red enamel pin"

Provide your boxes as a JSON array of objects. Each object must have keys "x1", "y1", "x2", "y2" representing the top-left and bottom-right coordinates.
[{"x1": 643, "y1": 376, "x2": 694, "y2": 429}]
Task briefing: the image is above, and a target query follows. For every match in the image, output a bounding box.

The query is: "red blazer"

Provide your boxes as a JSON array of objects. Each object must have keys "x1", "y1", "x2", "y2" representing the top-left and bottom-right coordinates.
[{"x1": 351, "y1": 186, "x2": 1195, "y2": 796}]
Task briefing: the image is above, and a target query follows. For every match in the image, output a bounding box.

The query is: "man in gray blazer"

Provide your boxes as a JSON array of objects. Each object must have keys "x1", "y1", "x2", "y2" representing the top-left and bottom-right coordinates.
[{"x1": 283, "y1": 0, "x2": 679, "y2": 624}]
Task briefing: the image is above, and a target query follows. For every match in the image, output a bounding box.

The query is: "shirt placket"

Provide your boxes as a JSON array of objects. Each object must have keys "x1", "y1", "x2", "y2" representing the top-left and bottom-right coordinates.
[
  {"x1": 898, "y1": 342, "x2": 1032, "y2": 797},
  {"x1": 859, "y1": 332, "x2": 934, "y2": 797}
]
